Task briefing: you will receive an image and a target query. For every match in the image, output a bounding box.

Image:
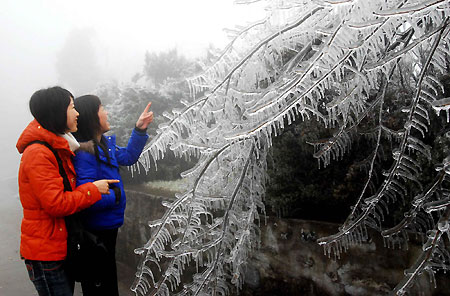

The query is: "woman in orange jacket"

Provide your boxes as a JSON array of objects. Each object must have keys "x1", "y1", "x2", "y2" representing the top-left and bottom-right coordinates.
[{"x1": 16, "y1": 86, "x2": 118, "y2": 296}]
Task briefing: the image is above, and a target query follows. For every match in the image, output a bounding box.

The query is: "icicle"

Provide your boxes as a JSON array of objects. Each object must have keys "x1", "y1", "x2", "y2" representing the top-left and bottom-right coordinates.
[{"x1": 431, "y1": 97, "x2": 450, "y2": 121}]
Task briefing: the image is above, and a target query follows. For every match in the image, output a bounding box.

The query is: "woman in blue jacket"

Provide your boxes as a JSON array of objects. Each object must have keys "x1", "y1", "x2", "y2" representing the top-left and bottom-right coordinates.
[{"x1": 72, "y1": 95, "x2": 153, "y2": 296}]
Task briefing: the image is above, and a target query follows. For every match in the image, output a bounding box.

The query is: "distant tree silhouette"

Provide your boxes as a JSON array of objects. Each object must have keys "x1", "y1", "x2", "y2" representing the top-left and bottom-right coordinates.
[
  {"x1": 55, "y1": 27, "x2": 102, "y2": 94},
  {"x1": 143, "y1": 48, "x2": 192, "y2": 87}
]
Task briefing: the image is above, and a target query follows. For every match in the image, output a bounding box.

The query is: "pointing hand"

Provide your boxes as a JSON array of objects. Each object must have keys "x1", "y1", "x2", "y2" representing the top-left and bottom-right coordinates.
[
  {"x1": 93, "y1": 179, "x2": 120, "y2": 194},
  {"x1": 136, "y1": 102, "x2": 154, "y2": 130}
]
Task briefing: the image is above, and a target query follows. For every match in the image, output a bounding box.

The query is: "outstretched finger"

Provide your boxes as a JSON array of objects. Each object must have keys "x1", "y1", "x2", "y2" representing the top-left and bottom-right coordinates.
[
  {"x1": 143, "y1": 102, "x2": 152, "y2": 113},
  {"x1": 107, "y1": 179, "x2": 120, "y2": 184}
]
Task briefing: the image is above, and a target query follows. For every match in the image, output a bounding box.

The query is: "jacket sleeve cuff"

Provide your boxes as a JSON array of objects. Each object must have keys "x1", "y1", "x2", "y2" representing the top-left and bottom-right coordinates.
[
  {"x1": 80, "y1": 182, "x2": 102, "y2": 204},
  {"x1": 134, "y1": 126, "x2": 147, "y2": 135}
]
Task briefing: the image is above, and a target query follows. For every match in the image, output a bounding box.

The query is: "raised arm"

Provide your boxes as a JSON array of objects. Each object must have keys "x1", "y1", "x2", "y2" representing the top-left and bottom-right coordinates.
[{"x1": 115, "y1": 102, "x2": 153, "y2": 166}]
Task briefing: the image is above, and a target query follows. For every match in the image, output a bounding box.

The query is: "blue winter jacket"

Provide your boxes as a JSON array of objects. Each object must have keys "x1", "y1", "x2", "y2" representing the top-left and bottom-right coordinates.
[{"x1": 73, "y1": 129, "x2": 148, "y2": 230}]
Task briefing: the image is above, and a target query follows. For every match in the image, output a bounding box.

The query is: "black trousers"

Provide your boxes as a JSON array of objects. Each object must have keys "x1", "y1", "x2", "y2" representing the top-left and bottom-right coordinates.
[{"x1": 81, "y1": 228, "x2": 119, "y2": 296}]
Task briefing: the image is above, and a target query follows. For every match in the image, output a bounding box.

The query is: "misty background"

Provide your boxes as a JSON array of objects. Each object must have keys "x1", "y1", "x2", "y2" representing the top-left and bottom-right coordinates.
[
  {"x1": 0, "y1": 2, "x2": 265, "y2": 294},
  {"x1": 0, "y1": 0, "x2": 264, "y2": 182}
]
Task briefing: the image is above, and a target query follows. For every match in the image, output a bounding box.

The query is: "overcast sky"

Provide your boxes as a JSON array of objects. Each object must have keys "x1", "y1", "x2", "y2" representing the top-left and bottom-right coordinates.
[{"x1": 0, "y1": 0, "x2": 265, "y2": 180}]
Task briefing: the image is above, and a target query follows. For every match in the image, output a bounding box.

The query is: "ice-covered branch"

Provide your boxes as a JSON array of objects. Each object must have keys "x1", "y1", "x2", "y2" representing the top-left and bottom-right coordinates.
[
  {"x1": 317, "y1": 17, "x2": 450, "y2": 256},
  {"x1": 137, "y1": 97, "x2": 208, "y2": 172},
  {"x1": 131, "y1": 1, "x2": 450, "y2": 295},
  {"x1": 341, "y1": 87, "x2": 388, "y2": 227},
  {"x1": 192, "y1": 144, "x2": 255, "y2": 295},
  {"x1": 381, "y1": 169, "x2": 446, "y2": 238},
  {"x1": 309, "y1": 94, "x2": 383, "y2": 168},
  {"x1": 191, "y1": 6, "x2": 325, "y2": 97},
  {"x1": 374, "y1": 0, "x2": 446, "y2": 17},
  {"x1": 365, "y1": 22, "x2": 450, "y2": 72},
  {"x1": 393, "y1": 208, "x2": 450, "y2": 295}
]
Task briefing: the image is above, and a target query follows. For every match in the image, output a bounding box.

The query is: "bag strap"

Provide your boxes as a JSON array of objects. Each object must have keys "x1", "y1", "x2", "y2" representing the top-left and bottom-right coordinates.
[{"x1": 27, "y1": 140, "x2": 72, "y2": 192}]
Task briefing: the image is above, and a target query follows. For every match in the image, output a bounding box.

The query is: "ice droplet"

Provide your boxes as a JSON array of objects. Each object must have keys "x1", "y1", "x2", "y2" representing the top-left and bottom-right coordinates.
[
  {"x1": 438, "y1": 221, "x2": 449, "y2": 232},
  {"x1": 134, "y1": 248, "x2": 146, "y2": 255}
]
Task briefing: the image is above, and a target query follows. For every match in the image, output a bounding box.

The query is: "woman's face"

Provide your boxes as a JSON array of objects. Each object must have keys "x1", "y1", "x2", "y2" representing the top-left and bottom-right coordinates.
[
  {"x1": 98, "y1": 105, "x2": 110, "y2": 134},
  {"x1": 66, "y1": 97, "x2": 79, "y2": 133}
]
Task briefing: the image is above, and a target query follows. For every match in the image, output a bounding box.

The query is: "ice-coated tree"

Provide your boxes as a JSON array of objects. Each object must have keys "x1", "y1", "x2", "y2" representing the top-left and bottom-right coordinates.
[{"x1": 131, "y1": 1, "x2": 450, "y2": 295}]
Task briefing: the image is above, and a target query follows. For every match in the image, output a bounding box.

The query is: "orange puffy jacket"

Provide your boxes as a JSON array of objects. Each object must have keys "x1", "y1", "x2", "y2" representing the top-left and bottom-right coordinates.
[{"x1": 16, "y1": 120, "x2": 101, "y2": 261}]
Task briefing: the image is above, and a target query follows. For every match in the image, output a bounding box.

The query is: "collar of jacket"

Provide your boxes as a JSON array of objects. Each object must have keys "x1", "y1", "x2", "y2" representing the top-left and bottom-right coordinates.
[
  {"x1": 77, "y1": 140, "x2": 95, "y2": 154},
  {"x1": 16, "y1": 119, "x2": 75, "y2": 156}
]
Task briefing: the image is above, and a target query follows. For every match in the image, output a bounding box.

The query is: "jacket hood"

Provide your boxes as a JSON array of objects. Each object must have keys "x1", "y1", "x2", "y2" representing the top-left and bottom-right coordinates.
[{"x1": 16, "y1": 119, "x2": 73, "y2": 154}]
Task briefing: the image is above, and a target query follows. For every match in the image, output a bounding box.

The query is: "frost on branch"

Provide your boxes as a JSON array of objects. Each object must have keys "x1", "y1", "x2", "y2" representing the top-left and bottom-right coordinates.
[
  {"x1": 133, "y1": 0, "x2": 450, "y2": 295},
  {"x1": 132, "y1": 140, "x2": 267, "y2": 295}
]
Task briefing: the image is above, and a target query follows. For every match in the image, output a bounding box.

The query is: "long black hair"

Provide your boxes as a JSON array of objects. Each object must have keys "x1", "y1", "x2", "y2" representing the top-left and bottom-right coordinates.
[
  {"x1": 29, "y1": 86, "x2": 73, "y2": 134},
  {"x1": 73, "y1": 95, "x2": 111, "y2": 164}
]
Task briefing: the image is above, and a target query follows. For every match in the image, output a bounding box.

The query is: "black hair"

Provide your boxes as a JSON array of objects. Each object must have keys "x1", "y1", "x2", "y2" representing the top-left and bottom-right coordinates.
[
  {"x1": 73, "y1": 95, "x2": 111, "y2": 165},
  {"x1": 29, "y1": 86, "x2": 73, "y2": 134},
  {"x1": 72, "y1": 95, "x2": 101, "y2": 142}
]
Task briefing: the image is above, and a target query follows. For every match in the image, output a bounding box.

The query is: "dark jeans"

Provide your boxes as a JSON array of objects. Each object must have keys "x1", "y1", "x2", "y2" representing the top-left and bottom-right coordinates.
[
  {"x1": 81, "y1": 228, "x2": 119, "y2": 296},
  {"x1": 25, "y1": 259, "x2": 74, "y2": 296}
]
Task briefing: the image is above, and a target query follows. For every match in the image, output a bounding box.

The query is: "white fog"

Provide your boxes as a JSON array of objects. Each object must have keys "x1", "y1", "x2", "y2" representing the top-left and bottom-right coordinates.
[{"x1": 0, "y1": 0, "x2": 264, "y2": 181}]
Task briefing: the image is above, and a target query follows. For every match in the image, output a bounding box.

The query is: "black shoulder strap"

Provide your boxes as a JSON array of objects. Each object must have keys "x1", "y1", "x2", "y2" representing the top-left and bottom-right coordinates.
[{"x1": 27, "y1": 140, "x2": 72, "y2": 192}]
